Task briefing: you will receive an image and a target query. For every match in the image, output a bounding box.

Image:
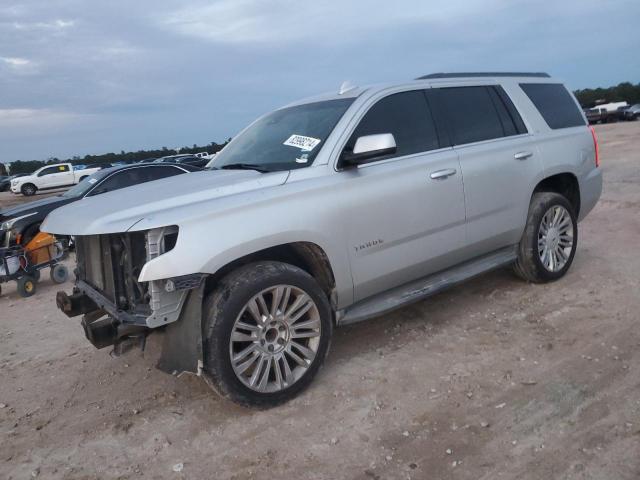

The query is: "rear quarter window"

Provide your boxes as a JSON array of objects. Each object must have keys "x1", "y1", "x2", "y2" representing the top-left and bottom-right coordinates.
[{"x1": 520, "y1": 83, "x2": 585, "y2": 129}]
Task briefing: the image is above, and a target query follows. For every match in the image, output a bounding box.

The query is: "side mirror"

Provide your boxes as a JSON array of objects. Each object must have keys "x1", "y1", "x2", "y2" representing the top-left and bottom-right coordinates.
[{"x1": 341, "y1": 133, "x2": 397, "y2": 166}]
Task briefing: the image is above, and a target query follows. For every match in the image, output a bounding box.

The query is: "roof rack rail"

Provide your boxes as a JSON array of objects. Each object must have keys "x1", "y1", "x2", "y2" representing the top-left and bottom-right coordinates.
[{"x1": 416, "y1": 72, "x2": 550, "y2": 80}]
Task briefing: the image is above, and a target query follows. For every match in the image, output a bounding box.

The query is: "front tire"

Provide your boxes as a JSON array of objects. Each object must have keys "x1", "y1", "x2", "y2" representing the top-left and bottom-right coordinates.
[
  {"x1": 17, "y1": 276, "x2": 37, "y2": 297},
  {"x1": 514, "y1": 192, "x2": 578, "y2": 283},
  {"x1": 202, "y1": 261, "x2": 333, "y2": 408},
  {"x1": 21, "y1": 183, "x2": 37, "y2": 196}
]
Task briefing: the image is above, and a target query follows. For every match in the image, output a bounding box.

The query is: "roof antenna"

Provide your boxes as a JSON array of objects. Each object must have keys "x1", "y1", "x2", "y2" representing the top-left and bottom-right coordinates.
[{"x1": 338, "y1": 80, "x2": 356, "y2": 95}]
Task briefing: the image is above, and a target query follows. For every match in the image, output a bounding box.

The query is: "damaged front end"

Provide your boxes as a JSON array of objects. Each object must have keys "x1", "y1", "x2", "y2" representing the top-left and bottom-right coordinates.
[{"x1": 56, "y1": 226, "x2": 205, "y2": 375}]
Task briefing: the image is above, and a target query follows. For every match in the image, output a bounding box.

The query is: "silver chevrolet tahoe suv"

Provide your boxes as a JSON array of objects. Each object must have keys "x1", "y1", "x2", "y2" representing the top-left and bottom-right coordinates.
[{"x1": 43, "y1": 72, "x2": 602, "y2": 407}]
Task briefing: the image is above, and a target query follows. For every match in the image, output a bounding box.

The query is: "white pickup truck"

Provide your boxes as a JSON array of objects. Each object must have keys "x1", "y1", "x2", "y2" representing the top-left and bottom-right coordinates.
[{"x1": 11, "y1": 163, "x2": 101, "y2": 196}]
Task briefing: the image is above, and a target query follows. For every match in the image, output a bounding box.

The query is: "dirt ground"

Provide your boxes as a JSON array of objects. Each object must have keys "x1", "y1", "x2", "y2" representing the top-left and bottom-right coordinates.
[
  {"x1": 1, "y1": 123, "x2": 639, "y2": 480},
  {"x1": 0, "y1": 189, "x2": 62, "y2": 210}
]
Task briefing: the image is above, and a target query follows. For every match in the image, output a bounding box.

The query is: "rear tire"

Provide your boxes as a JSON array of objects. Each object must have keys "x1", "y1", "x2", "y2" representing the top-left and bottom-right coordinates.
[
  {"x1": 513, "y1": 192, "x2": 578, "y2": 283},
  {"x1": 202, "y1": 261, "x2": 333, "y2": 408}
]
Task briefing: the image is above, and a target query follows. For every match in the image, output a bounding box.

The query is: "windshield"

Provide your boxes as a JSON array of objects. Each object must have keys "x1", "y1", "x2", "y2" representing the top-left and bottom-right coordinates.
[
  {"x1": 61, "y1": 170, "x2": 108, "y2": 197},
  {"x1": 213, "y1": 98, "x2": 354, "y2": 172}
]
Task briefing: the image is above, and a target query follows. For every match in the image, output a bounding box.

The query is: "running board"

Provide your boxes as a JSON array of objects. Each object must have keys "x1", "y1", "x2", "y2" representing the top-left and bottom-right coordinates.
[{"x1": 337, "y1": 246, "x2": 517, "y2": 326}]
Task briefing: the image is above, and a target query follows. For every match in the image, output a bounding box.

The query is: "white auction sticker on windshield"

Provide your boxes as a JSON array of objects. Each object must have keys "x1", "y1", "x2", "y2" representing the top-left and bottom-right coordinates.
[
  {"x1": 283, "y1": 134, "x2": 321, "y2": 151},
  {"x1": 88, "y1": 178, "x2": 98, "y2": 184}
]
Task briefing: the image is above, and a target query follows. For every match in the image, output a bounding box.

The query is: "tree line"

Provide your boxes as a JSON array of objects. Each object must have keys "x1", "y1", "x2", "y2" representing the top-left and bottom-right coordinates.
[
  {"x1": 5, "y1": 140, "x2": 230, "y2": 175},
  {"x1": 574, "y1": 82, "x2": 640, "y2": 108}
]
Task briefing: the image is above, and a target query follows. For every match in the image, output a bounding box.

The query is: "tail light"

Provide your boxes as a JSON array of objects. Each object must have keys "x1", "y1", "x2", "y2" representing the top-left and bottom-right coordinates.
[{"x1": 589, "y1": 126, "x2": 600, "y2": 168}]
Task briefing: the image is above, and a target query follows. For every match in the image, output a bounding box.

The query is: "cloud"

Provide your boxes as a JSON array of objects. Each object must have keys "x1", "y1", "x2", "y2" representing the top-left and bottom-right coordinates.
[
  {"x1": 12, "y1": 18, "x2": 75, "y2": 30},
  {"x1": 159, "y1": 0, "x2": 499, "y2": 44},
  {"x1": 101, "y1": 44, "x2": 141, "y2": 57},
  {"x1": 0, "y1": 56, "x2": 39, "y2": 74},
  {"x1": 0, "y1": 108, "x2": 87, "y2": 129},
  {"x1": 0, "y1": 0, "x2": 638, "y2": 163},
  {"x1": 1, "y1": 56, "x2": 31, "y2": 67}
]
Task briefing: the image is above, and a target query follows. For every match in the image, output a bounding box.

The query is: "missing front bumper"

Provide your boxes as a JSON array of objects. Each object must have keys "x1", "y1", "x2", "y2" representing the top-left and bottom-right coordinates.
[
  {"x1": 56, "y1": 283, "x2": 205, "y2": 375},
  {"x1": 80, "y1": 313, "x2": 147, "y2": 350}
]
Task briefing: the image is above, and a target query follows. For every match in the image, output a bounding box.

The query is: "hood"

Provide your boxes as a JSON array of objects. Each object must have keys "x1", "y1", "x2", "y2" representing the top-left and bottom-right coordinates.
[
  {"x1": 11, "y1": 174, "x2": 34, "y2": 183},
  {"x1": 41, "y1": 169, "x2": 289, "y2": 235},
  {"x1": 0, "y1": 195, "x2": 72, "y2": 220}
]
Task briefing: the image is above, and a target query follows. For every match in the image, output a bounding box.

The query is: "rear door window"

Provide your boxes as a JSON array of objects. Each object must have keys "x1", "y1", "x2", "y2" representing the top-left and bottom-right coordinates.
[
  {"x1": 138, "y1": 165, "x2": 185, "y2": 182},
  {"x1": 520, "y1": 83, "x2": 586, "y2": 129},
  {"x1": 90, "y1": 169, "x2": 141, "y2": 194},
  {"x1": 346, "y1": 90, "x2": 440, "y2": 159},
  {"x1": 436, "y1": 86, "x2": 507, "y2": 145}
]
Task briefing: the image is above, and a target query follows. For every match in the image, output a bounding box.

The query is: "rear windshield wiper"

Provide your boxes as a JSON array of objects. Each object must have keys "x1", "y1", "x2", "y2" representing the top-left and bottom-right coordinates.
[{"x1": 217, "y1": 163, "x2": 271, "y2": 173}]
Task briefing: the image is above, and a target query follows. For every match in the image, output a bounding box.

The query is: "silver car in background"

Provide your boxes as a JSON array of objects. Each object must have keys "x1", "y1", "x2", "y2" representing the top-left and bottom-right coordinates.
[{"x1": 43, "y1": 72, "x2": 602, "y2": 407}]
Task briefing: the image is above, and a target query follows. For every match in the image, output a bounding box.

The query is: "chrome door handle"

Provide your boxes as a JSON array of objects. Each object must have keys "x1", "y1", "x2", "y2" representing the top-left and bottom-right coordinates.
[
  {"x1": 514, "y1": 151, "x2": 533, "y2": 160},
  {"x1": 430, "y1": 168, "x2": 457, "y2": 180}
]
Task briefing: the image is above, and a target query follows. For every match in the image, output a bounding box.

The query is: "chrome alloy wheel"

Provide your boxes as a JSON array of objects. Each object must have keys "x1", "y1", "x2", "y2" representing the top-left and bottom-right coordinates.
[
  {"x1": 538, "y1": 205, "x2": 574, "y2": 272},
  {"x1": 229, "y1": 285, "x2": 322, "y2": 393}
]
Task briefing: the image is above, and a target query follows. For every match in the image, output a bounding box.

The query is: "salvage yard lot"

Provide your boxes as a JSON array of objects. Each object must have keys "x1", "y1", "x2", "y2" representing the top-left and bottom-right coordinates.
[
  {"x1": 1, "y1": 122, "x2": 639, "y2": 479},
  {"x1": 0, "y1": 189, "x2": 61, "y2": 210}
]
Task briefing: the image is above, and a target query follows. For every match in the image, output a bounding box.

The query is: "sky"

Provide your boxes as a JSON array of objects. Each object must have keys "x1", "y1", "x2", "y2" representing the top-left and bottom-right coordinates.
[{"x1": 1, "y1": 0, "x2": 639, "y2": 163}]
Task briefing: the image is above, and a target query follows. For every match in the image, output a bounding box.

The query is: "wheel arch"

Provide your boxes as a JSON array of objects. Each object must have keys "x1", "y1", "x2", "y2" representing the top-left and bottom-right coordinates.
[
  {"x1": 203, "y1": 241, "x2": 338, "y2": 307},
  {"x1": 532, "y1": 172, "x2": 580, "y2": 216}
]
